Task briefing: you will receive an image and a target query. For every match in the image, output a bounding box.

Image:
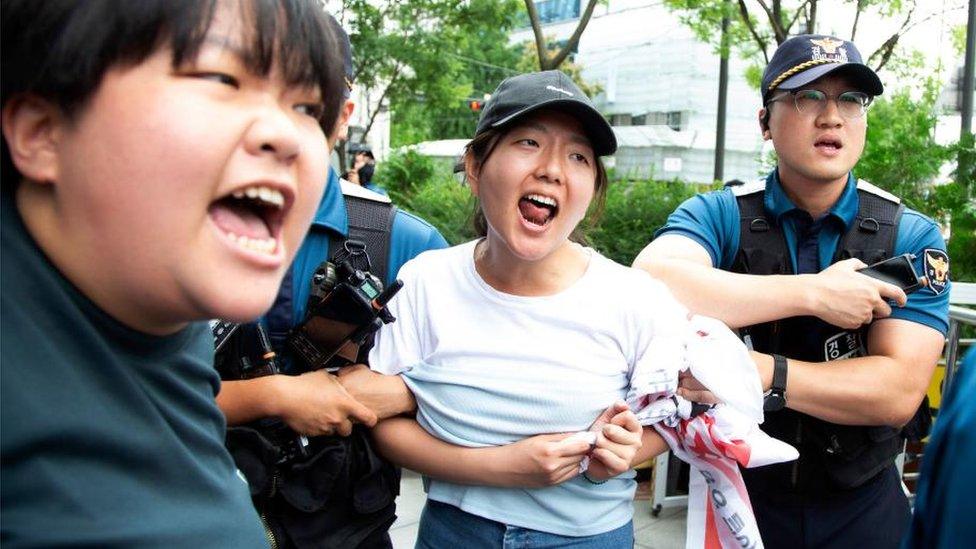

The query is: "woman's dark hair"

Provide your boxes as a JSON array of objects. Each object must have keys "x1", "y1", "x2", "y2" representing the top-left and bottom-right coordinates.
[
  {"x1": 463, "y1": 122, "x2": 609, "y2": 245},
  {"x1": 1, "y1": 0, "x2": 344, "y2": 190}
]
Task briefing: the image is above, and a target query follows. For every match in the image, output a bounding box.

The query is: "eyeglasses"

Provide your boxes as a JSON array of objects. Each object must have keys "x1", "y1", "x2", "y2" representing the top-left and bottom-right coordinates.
[{"x1": 767, "y1": 89, "x2": 873, "y2": 119}]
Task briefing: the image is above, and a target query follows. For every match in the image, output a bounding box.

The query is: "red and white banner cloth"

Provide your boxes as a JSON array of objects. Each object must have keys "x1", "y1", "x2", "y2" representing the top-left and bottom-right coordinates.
[{"x1": 627, "y1": 315, "x2": 799, "y2": 549}]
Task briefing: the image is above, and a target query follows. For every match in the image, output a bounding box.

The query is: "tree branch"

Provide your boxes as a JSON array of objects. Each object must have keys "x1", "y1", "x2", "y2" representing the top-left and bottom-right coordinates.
[
  {"x1": 737, "y1": 0, "x2": 770, "y2": 63},
  {"x1": 754, "y1": 0, "x2": 779, "y2": 39},
  {"x1": 866, "y1": 0, "x2": 917, "y2": 72},
  {"x1": 361, "y1": 63, "x2": 401, "y2": 141},
  {"x1": 548, "y1": 0, "x2": 600, "y2": 69},
  {"x1": 756, "y1": 0, "x2": 786, "y2": 43},
  {"x1": 806, "y1": 0, "x2": 817, "y2": 34},
  {"x1": 772, "y1": 0, "x2": 783, "y2": 36},
  {"x1": 851, "y1": 0, "x2": 864, "y2": 41},
  {"x1": 523, "y1": 0, "x2": 549, "y2": 70},
  {"x1": 784, "y1": 0, "x2": 811, "y2": 35}
]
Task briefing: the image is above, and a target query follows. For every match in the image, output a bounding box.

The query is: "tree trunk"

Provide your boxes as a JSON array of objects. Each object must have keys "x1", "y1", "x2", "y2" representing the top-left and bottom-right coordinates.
[
  {"x1": 850, "y1": 0, "x2": 864, "y2": 40},
  {"x1": 524, "y1": 0, "x2": 600, "y2": 71},
  {"x1": 807, "y1": 0, "x2": 817, "y2": 34},
  {"x1": 360, "y1": 65, "x2": 401, "y2": 142},
  {"x1": 523, "y1": 0, "x2": 548, "y2": 70},
  {"x1": 736, "y1": 0, "x2": 770, "y2": 63}
]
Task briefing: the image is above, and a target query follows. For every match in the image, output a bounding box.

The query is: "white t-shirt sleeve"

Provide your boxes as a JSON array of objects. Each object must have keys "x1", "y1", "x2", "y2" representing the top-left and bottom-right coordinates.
[
  {"x1": 368, "y1": 259, "x2": 427, "y2": 375},
  {"x1": 629, "y1": 271, "x2": 691, "y2": 377}
]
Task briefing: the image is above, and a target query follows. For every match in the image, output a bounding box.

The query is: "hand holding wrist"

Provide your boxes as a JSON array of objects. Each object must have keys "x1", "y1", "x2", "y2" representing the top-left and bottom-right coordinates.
[{"x1": 257, "y1": 374, "x2": 290, "y2": 418}]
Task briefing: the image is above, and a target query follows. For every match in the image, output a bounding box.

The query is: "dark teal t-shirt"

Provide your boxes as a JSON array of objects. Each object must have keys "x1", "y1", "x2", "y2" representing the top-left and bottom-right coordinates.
[{"x1": 0, "y1": 199, "x2": 268, "y2": 548}]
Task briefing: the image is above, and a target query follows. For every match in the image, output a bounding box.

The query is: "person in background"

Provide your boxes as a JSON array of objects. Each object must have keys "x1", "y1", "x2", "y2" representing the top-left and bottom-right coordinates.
[{"x1": 346, "y1": 144, "x2": 387, "y2": 195}]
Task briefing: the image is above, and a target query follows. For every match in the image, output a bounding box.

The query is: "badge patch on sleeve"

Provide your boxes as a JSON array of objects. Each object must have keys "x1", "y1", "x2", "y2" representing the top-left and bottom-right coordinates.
[
  {"x1": 923, "y1": 249, "x2": 949, "y2": 295},
  {"x1": 824, "y1": 331, "x2": 864, "y2": 361}
]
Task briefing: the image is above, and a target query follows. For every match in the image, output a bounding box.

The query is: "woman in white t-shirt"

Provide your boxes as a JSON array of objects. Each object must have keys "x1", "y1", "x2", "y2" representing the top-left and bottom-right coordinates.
[{"x1": 352, "y1": 71, "x2": 686, "y2": 547}]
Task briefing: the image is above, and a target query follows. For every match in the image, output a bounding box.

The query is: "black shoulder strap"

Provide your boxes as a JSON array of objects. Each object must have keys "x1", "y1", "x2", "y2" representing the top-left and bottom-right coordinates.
[
  {"x1": 834, "y1": 182, "x2": 904, "y2": 265},
  {"x1": 731, "y1": 187, "x2": 792, "y2": 275},
  {"x1": 329, "y1": 188, "x2": 397, "y2": 284}
]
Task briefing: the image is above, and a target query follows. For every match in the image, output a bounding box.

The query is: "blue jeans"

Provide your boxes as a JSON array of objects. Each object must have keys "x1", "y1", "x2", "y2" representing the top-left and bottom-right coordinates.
[{"x1": 416, "y1": 499, "x2": 634, "y2": 548}]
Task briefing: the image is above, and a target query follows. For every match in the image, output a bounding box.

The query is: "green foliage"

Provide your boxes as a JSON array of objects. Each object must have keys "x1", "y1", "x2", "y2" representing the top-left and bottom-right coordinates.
[
  {"x1": 515, "y1": 41, "x2": 603, "y2": 98},
  {"x1": 400, "y1": 176, "x2": 480, "y2": 246},
  {"x1": 952, "y1": 24, "x2": 968, "y2": 56},
  {"x1": 948, "y1": 132, "x2": 976, "y2": 282},
  {"x1": 587, "y1": 179, "x2": 702, "y2": 265},
  {"x1": 391, "y1": 0, "x2": 525, "y2": 145},
  {"x1": 338, "y1": 0, "x2": 523, "y2": 146},
  {"x1": 663, "y1": 0, "x2": 779, "y2": 61},
  {"x1": 374, "y1": 150, "x2": 479, "y2": 245},
  {"x1": 378, "y1": 148, "x2": 702, "y2": 266},
  {"x1": 858, "y1": 79, "x2": 956, "y2": 217},
  {"x1": 948, "y1": 206, "x2": 976, "y2": 284},
  {"x1": 854, "y1": 77, "x2": 974, "y2": 281},
  {"x1": 743, "y1": 63, "x2": 764, "y2": 90},
  {"x1": 374, "y1": 149, "x2": 441, "y2": 202},
  {"x1": 662, "y1": 0, "x2": 923, "y2": 74}
]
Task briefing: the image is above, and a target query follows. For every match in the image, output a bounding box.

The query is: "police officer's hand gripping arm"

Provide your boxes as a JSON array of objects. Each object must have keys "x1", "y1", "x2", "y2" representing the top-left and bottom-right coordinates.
[
  {"x1": 636, "y1": 237, "x2": 908, "y2": 330},
  {"x1": 217, "y1": 372, "x2": 377, "y2": 437},
  {"x1": 634, "y1": 237, "x2": 943, "y2": 428}
]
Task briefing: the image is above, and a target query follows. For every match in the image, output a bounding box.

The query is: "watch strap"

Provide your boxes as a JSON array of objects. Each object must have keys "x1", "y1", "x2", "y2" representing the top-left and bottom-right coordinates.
[{"x1": 770, "y1": 353, "x2": 788, "y2": 393}]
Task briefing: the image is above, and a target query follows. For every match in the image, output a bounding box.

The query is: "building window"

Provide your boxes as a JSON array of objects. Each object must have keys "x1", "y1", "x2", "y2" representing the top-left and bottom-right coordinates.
[
  {"x1": 642, "y1": 111, "x2": 685, "y2": 131},
  {"x1": 666, "y1": 111, "x2": 683, "y2": 131},
  {"x1": 610, "y1": 113, "x2": 632, "y2": 126},
  {"x1": 519, "y1": 0, "x2": 581, "y2": 26},
  {"x1": 541, "y1": 0, "x2": 580, "y2": 23}
]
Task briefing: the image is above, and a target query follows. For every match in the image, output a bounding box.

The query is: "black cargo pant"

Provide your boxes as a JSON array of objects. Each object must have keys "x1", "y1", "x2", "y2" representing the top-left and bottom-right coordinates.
[{"x1": 750, "y1": 465, "x2": 911, "y2": 549}]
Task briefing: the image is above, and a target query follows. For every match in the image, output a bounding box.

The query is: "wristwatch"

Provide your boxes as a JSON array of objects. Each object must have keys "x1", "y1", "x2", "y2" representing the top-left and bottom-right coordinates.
[{"x1": 763, "y1": 354, "x2": 788, "y2": 412}]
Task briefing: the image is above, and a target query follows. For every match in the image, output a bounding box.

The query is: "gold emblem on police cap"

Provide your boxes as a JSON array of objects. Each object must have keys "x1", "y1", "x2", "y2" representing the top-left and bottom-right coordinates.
[{"x1": 810, "y1": 37, "x2": 844, "y2": 54}]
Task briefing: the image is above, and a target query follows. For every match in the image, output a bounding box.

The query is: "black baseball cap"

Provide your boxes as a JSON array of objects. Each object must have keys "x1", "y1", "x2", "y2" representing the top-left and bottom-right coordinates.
[
  {"x1": 475, "y1": 70, "x2": 617, "y2": 156},
  {"x1": 348, "y1": 142, "x2": 374, "y2": 158},
  {"x1": 761, "y1": 34, "x2": 883, "y2": 102}
]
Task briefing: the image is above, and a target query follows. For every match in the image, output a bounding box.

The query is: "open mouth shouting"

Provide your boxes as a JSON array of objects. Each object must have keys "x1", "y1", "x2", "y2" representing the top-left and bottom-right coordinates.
[
  {"x1": 208, "y1": 183, "x2": 292, "y2": 259},
  {"x1": 518, "y1": 193, "x2": 559, "y2": 228},
  {"x1": 814, "y1": 135, "x2": 843, "y2": 156}
]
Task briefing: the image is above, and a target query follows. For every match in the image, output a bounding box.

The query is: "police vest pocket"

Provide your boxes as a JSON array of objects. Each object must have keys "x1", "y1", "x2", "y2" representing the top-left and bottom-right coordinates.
[
  {"x1": 226, "y1": 426, "x2": 281, "y2": 497},
  {"x1": 279, "y1": 439, "x2": 348, "y2": 512},
  {"x1": 350, "y1": 436, "x2": 396, "y2": 514}
]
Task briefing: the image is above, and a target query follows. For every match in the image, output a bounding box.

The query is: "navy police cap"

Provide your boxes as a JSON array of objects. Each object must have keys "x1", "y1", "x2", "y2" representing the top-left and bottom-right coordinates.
[
  {"x1": 761, "y1": 34, "x2": 883, "y2": 102},
  {"x1": 475, "y1": 70, "x2": 617, "y2": 157},
  {"x1": 325, "y1": 14, "x2": 354, "y2": 97}
]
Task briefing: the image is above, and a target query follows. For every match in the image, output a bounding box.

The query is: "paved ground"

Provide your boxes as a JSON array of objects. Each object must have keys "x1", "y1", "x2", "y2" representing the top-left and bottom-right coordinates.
[{"x1": 390, "y1": 470, "x2": 687, "y2": 548}]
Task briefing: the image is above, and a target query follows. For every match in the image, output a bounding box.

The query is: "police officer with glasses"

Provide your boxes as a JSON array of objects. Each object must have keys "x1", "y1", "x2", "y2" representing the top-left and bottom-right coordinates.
[{"x1": 634, "y1": 34, "x2": 951, "y2": 548}]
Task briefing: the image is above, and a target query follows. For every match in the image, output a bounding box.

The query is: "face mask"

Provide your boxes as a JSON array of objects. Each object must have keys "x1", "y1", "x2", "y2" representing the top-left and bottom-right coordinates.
[{"x1": 358, "y1": 163, "x2": 375, "y2": 185}]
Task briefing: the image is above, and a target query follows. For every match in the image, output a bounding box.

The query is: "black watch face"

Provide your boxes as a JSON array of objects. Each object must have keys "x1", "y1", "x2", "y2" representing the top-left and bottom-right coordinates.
[{"x1": 763, "y1": 393, "x2": 786, "y2": 412}]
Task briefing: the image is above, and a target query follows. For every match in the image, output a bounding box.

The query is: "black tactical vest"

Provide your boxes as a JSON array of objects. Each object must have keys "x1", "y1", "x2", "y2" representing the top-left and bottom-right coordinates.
[
  {"x1": 727, "y1": 179, "x2": 922, "y2": 497},
  {"x1": 225, "y1": 183, "x2": 400, "y2": 549}
]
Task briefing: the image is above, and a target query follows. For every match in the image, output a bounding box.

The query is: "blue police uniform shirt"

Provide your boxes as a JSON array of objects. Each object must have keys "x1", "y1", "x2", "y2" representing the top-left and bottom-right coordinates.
[
  {"x1": 904, "y1": 346, "x2": 976, "y2": 548},
  {"x1": 363, "y1": 181, "x2": 388, "y2": 196},
  {"x1": 656, "y1": 170, "x2": 950, "y2": 335},
  {"x1": 271, "y1": 168, "x2": 448, "y2": 372}
]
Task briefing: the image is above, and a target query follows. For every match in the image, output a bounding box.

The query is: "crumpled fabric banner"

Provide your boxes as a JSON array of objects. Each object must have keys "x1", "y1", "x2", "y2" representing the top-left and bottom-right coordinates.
[{"x1": 626, "y1": 315, "x2": 799, "y2": 549}]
